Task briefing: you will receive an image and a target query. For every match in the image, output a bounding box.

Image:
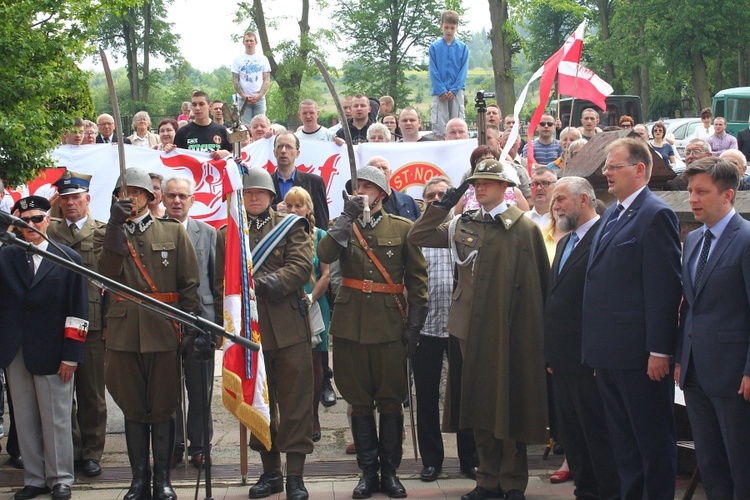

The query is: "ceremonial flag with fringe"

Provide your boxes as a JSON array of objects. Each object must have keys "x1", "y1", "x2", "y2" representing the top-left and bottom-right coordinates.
[{"x1": 220, "y1": 159, "x2": 272, "y2": 450}]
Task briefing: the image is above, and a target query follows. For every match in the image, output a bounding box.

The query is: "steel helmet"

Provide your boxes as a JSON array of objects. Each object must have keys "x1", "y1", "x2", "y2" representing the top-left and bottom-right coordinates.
[
  {"x1": 357, "y1": 165, "x2": 389, "y2": 196},
  {"x1": 242, "y1": 168, "x2": 276, "y2": 196},
  {"x1": 113, "y1": 167, "x2": 155, "y2": 200}
]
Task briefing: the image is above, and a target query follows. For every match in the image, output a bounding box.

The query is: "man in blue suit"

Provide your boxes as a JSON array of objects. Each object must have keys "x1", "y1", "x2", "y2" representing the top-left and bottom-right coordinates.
[
  {"x1": 582, "y1": 138, "x2": 682, "y2": 499},
  {"x1": 0, "y1": 196, "x2": 88, "y2": 500},
  {"x1": 676, "y1": 157, "x2": 750, "y2": 499}
]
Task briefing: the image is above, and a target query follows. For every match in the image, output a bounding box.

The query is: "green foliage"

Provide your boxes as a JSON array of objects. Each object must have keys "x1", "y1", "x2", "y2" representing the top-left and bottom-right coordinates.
[
  {"x1": 333, "y1": 0, "x2": 464, "y2": 107},
  {"x1": 0, "y1": 0, "x2": 96, "y2": 185},
  {"x1": 517, "y1": 0, "x2": 588, "y2": 69}
]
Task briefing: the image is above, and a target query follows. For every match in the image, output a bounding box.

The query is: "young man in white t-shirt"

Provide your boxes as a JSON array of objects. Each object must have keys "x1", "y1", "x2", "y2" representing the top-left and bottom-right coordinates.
[{"x1": 231, "y1": 31, "x2": 271, "y2": 127}]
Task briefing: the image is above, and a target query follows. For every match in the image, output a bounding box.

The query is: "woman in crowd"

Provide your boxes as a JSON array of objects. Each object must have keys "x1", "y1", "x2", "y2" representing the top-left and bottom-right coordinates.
[
  {"x1": 177, "y1": 101, "x2": 190, "y2": 122},
  {"x1": 366, "y1": 123, "x2": 391, "y2": 143},
  {"x1": 454, "y1": 145, "x2": 529, "y2": 215},
  {"x1": 618, "y1": 115, "x2": 635, "y2": 129},
  {"x1": 128, "y1": 111, "x2": 160, "y2": 148},
  {"x1": 381, "y1": 113, "x2": 401, "y2": 142},
  {"x1": 650, "y1": 121, "x2": 677, "y2": 165},
  {"x1": 284, "y1": 186, "x2": 331, "y2": 443},
  {"x1": 155, "y1": 118, "x2": 178, "y2": 153}
]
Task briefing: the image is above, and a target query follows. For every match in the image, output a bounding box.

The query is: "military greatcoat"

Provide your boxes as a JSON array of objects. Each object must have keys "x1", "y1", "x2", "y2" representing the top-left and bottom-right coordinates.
[{"x1": 408, "y1": 204, "x2": 549, "y2": 444}]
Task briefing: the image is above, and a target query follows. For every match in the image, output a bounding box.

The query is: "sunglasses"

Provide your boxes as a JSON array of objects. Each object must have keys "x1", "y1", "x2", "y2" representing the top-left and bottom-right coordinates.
[
  {"x1": 540, "y1": 122, "x2": 555, "y2": 127},
  {"x1": 20, "y1": 215, "x2": 46, "y2": 224}
]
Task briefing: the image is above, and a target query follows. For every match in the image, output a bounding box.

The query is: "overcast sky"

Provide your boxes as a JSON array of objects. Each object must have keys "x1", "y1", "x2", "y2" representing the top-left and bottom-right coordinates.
[{"x1": 88, "y1": 0, "x2": 493, "y2": 73}]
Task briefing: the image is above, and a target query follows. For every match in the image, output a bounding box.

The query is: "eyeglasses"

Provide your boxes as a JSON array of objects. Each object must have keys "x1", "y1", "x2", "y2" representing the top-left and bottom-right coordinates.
[
  {"x1": 532, "y1": 181, "x2": 555, "y2": 189},
  {"x1": 98, "y1": 122, "x2": 114, "y2": 126},
  {"x1": 620, "y1": 123, "x2": 633, "y2": 129},
  {"x1": 685, "y1": 149, "x2": 705, "y2": 156},
  {"x1": 601, "y1": 163, "x2": 636, "y2": 173},
  {"x1": 84, "y1": 132, "x2": 97, "y2": 137},
  {"x1": 653, "y1": 128, "x2": 664, "y2": 134},
  {"x1": 539, "y1": 122, "x2": 555, "y2": 127},
  {"x1": 20, "y1": 215, "x2": 46, "y2": 224}
]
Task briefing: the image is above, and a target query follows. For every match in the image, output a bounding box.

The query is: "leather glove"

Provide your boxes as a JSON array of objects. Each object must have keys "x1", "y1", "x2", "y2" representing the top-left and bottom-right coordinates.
[
  {"x1": 180, "y1": 326, "x2": 198, "y2": 360},
  {"x1": 402, "y1": 303, "x2": 429, "y2": 358},
  {"x1": 253, "y1": 273, "x2": 284, "y2": 303},
  {"x1": 327, "y1": 192, "x2": 366, "y2": 247},
  {"x1": 109, "y1": 197, "x2": 134, "y2": 225},
  {"x1": 340, "y1": 190, "x2": 366, "y2": 221},
  {"x1": 433, "y1": 180, "x2": 470, "y2": 210},
  {"x1": 402, "y1": 327, "x2": 420, "y2": 359}
]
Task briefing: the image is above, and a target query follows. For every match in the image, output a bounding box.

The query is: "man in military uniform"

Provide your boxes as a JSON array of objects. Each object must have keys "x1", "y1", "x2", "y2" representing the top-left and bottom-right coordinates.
[
  {"x1": 318, "y1": 165, "x2": 428, "y2": 499},
  {"x1": 48, "y1": 171, "x2": 108, "y2": 478},
  {"x1": 408, "y1": 160, "x2": 549, "y2": 500},
  {"x1": 215, "y1": 168, "x2": 314, "y2": 500},
  {"x1": 97, "y1": 167, "x2": 200, "y2": 500}
]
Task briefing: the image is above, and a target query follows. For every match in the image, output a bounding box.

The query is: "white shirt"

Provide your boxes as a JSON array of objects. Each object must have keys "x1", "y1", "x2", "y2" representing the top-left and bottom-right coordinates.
[
  {"x1": 231, "y1": 52, "x2": 271, "y2": 96},
  {"x1": 524, "y1": 207, "x2": 551, "y2": 228}
]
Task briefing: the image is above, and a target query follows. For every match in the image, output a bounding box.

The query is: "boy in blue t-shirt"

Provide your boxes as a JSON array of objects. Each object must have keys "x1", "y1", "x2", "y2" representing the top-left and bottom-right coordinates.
[{"x1": 429, "y1": 10, "x2": 469, "y2": 138}]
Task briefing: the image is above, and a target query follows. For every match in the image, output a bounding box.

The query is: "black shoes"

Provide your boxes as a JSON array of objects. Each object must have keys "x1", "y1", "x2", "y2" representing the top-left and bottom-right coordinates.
[
  {"x1": 248, "y1": 470, "x2": 284, "y2": 498},
  {"x1": 51, "y1": 483, "x2": 72, "y2": 500},
  {"x1": 9, "y1": 455, "x2": 24, "y2": 469},
  {"x1": 505, "y1": 490, "x2": 526, "y2": 500},
  {"x1": 420, "y1": 465, "x2": 441, "y2": 482},
  {"x1": 13, "y1": 485, "x2": 51, "y2": 500},
  {"x1": 286, "y1": 475, "x2": 309, "y2": 500},
  {"x1": 82, "y1": 459, "x2": 102, "y2": 477},
  {"x1": 461, "y1": 465, "x2": 478, "y2": 480},
  {"x1": 320, "y1": 383, "x2": 337, "y2": 407},
  {"x1": 461, "y1": 486, "x2": 505, "y2": 500},
  {"x1": 352, "y1": 473, "x2": 380, "y2": 499}
]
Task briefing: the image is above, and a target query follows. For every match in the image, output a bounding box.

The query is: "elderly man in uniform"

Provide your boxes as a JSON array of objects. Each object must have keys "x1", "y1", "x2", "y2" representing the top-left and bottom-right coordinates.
[
  {"x1": 215, "y1": 168, "x2": 314, "y2": 500},
  {"x1": 0, "y1": 196, "x2": 88, "y2": 500},
  {"x1": 97, "y1": 168, "x2": 200, "y2": 500},
  {"x1": 318, "y1": 166, "x2": 428, "y2": 499},
  {"x1": 409, "y1": 160, "x2": 549, "y2": 500},
  {"x1": 48, "y1": 172, "x2": 108, "y2": 478}
]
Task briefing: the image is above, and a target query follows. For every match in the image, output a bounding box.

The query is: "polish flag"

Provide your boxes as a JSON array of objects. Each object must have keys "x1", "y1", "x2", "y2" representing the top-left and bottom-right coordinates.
[
  {"x1": 558, "y1": 61, "x2": 613, "y2": 111},
  {"x1": 508, "y1": 20, "x2": 587, "y2": 168}
]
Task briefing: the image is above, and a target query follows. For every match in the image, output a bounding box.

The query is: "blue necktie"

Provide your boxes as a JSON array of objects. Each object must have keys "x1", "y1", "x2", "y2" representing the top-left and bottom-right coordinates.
[
  {"x1": 693, "y1": 230, "x2": 714, "y2": 289},
  {"x1": 558, "y1": 232, "x2": 579, "y2": 273},
  {"x1": 600, "y1": 203, "x2": 624, "y2": 241}
]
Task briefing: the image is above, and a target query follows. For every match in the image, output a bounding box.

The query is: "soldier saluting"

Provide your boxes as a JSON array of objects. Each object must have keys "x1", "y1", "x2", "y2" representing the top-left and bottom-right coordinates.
[
  {"x1": 97, "y1": 167, "x2": 200, "y2": 500},
  {"x1": 318, "y1": 165, "x2": 428, "y2": 499}
]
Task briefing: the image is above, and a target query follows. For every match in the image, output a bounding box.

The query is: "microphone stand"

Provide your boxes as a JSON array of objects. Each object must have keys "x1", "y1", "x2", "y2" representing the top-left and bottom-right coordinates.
[{"x1": 0, "y1": 229, "x2": 260, "y2": 352}]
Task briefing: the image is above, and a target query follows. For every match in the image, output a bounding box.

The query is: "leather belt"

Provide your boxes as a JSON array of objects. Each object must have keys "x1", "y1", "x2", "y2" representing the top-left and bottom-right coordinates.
[
  {"x1": 114, "y1": 292, "x2": 180, "y2": 303},
  {"x1": 341, "y1": 277, "x2": 404, "y2": 294}
]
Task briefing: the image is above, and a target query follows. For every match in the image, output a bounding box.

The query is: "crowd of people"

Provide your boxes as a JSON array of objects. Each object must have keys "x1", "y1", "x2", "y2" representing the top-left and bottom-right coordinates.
[{"x1": 3, "y1": 7, "x2": 750, "y2": 500}]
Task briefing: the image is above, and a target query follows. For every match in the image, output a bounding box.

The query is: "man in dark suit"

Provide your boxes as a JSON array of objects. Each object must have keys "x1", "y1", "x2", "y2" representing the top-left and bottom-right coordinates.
[
  {"x1": 0, "y1": 196, "x2": 88, "y2": 500},
  {"x1": 545, "y1": 177, "x2": 619, "y2": 500},
  {"x1": 676, "y1": 157, "x2": 750, "y2": 499},
  {"x1": 368, "y1": 156, "x2": 421, "y2": 222},
  {"x1": 736, "y1": 115, "x2": 750, "y2": 162},
  {"x1": 95, "y1": 113, "x2": 131, "y2": 144},
  {"x1": 582, "y1": 138, "x2": 682, "y2": 499},
  {"x1": 163, "y1": 175, "x2": 218, "y2": 469},
  {"x1": 271, "y1": 131, "x2": 330, "y2": 230}
]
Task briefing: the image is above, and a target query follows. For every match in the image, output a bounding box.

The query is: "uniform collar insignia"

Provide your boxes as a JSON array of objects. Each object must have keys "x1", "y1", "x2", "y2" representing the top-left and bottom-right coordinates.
[{"x1": 125, "y1": 214, "x2": 153, "y2": 234}]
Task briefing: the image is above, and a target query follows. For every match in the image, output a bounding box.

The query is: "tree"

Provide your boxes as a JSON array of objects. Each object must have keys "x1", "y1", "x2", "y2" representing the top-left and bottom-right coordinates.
[
  {"x1": 0, "y1": 0, "x2": 95, "y2": 185},
  {"x1": 488, "y1": 0, "x2": 522, "y2": 113},
  {"x1": 235, "y1": 0, "x2": 333, "y2": 127},
  {"x1": 333, "y1": 0, "x2": 462, "y2": 107},
  {"x1": 98, "y1": 0, "x2": 182, "y2": 111}
]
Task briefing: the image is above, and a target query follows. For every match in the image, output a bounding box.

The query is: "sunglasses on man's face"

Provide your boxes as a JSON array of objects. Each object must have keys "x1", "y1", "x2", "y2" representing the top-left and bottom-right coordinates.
[{"x1": 20, "y1": 215, "x2": 46, "y2": 224}]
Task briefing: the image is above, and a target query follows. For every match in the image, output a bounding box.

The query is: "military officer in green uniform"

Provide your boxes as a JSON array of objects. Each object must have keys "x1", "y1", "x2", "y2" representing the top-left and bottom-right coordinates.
[
  {"x1": 48, "y1": 171, "x2": 108, "y2": 478},
  {"x1": 214, "y1": 167, "x2": 314, "y2": 500},
  {"x1": 97, "y1": 167, "x2": 200, "y2": 500},
  {"x1": 318, "y1": 165, "x2": 429, "y2": 499},
  {"x1": 408, "y1": 160, "x2": 549, "y2": 500}
]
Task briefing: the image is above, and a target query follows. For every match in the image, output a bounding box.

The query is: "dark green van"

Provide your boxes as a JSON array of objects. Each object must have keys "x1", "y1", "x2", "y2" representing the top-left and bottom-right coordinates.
[{"x1": 712, "y1": 87, "x2": 750, "y2": 136}]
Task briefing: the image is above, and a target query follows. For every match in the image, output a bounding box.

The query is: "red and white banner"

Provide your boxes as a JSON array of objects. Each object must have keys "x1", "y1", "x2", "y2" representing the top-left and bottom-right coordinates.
[
  {"x1": 12, "y1": 138, "x2": 477, "y2": 225},
  {"x1": 502, "y1": 20, "x2": 587, "y2": 167},
  {"x1": 558, "y1": 61, "x2": 613, "y2": 111}
]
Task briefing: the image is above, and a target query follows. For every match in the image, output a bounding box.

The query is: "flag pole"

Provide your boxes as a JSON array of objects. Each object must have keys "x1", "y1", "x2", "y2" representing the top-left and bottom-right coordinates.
[{"x1": 563, "y1": 65, "x2": 583, "y2": 171}]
